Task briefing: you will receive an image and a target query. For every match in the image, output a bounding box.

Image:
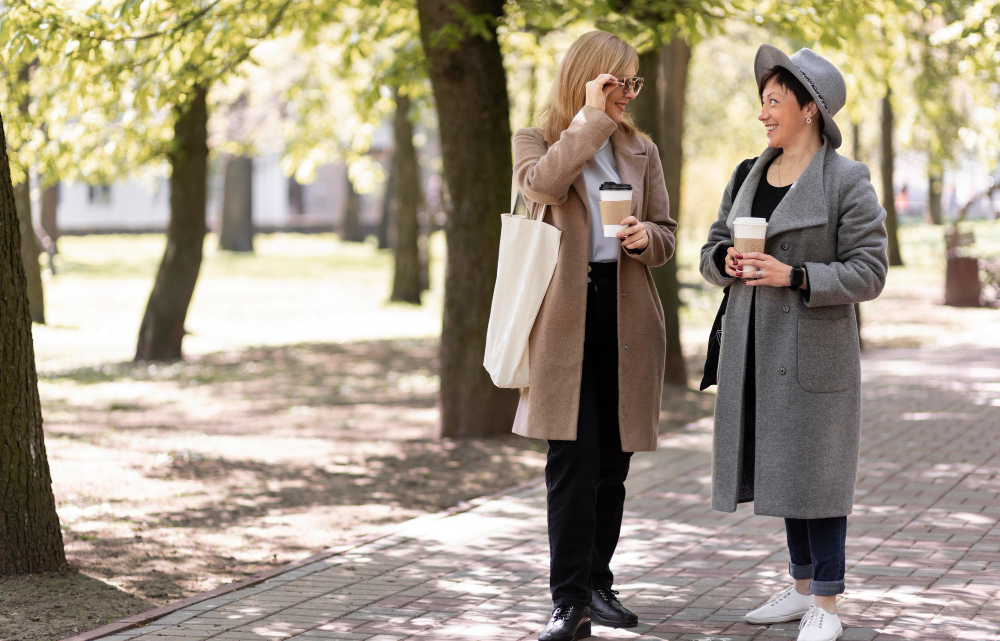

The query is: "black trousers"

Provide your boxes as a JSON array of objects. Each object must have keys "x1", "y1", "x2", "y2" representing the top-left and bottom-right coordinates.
[{"x1": 545, "y1": 262, "x2": 633, "y2": 607}]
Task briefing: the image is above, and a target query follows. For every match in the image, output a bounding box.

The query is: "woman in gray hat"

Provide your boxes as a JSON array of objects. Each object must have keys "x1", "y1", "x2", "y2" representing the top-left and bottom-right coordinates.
[{"x1": 699, "y1": 45, "x2": 889, "y2": 641}]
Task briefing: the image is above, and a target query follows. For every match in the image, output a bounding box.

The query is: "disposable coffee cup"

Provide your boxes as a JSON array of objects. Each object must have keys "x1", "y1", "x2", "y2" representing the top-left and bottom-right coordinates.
[
  {"x1": 733, "y1": 217, "x2": 768, "y2": 254},
  {"x1": 599, "y1": 182, "x2": 632, "y2": 237}
]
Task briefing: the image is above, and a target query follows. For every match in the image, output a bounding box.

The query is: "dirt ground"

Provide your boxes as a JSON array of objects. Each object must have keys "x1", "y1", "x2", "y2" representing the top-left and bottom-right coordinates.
[{"x1": 5, "y1": 223, "x2": 998, "y2": 641}]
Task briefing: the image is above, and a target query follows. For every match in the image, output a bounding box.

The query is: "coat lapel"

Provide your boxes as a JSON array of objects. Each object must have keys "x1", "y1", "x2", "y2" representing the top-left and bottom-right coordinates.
[
  {"x1": 611, "y1": 128, "x2": 647, "y2": 219},
  {"x1": 765, "y1": 142, "x2": 829, "y2": 239},
  {"x1": 726, "y1": 143, "x2": 829, "y2": 239}
]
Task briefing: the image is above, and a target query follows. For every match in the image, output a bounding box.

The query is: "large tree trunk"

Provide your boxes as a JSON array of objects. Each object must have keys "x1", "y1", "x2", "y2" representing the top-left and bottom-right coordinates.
[
  {"x1": 13, "y1": 180, "x2": 44, "y2": 324},
  {"x1": 390, "y1": 88, "x2": 423, "y2": 304},
  {"x1": 218, "y1": 154, "x2": 254, "y2": 252},
  {"x1": 655, "y1": 38, "x2": 689, "y2": 386},
  {"x1": 342, "y1": 173, "x2": 364, "y2": 242},
  {"x1": 926, "y1": 170, "x2": 943, "y2": 225},
  {"x1": 629, "y1": 42, "x2": 689, "y2": 387},
  {"x1": 135, "y1": 87, "x2": 209, "y2": 361},
  {"x1": 14, "y1": 64, "x2": 44, "y2": 324},
  {"x1": 0, "y1": 108, "x2": 66, "y2": 575},
  {"x1": 881, "y1": 86, "x2": 903, "y2": 266},
  {"x1": 417, "y1": 0, "x2": 518, "y2": 437}
]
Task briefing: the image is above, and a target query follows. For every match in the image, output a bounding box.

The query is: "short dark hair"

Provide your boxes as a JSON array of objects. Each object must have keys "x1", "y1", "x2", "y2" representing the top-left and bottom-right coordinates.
[{"x1": 758, "y1": 66, "x2": 825, "y2": 132}]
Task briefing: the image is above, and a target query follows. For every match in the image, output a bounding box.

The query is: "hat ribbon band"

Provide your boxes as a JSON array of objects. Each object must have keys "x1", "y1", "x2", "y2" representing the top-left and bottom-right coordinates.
[{"x1": 797, "y1": 68, "x2": 829, "y2": 112}]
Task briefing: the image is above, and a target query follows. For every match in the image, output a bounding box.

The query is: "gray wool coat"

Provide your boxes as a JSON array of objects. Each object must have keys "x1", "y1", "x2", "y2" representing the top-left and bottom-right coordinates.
[{"x1": 699, "y1": 141, "x2": 889, "y2": 519}]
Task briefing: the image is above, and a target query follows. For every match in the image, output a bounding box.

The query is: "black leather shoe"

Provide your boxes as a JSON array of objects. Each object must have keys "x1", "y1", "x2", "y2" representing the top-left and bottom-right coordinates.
[
  {"x1": 538, "y1": 605, "x2": 591, "y2": 641},
  {"x1": 590, "y1": 588, "x2": 638, "y2": 628}
]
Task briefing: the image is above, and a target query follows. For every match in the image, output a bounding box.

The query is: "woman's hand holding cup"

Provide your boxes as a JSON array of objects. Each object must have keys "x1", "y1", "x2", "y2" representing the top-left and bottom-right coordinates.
[
  {"x1": 585, "y1": 74, "x2": 619, "y2": 112},
  {"x1": 724, "y1": 246, "x2": 743, "y2": 278},
  {"x1": 617, "y1": 216, "x2": 648, "y2": 251},
  {"x1": 733, "y1": 251, "x2": 794, "y2": 287}
]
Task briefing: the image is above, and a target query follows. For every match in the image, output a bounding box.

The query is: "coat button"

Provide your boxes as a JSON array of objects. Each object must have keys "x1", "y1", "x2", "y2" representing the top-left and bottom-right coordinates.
[
  {"x1": 622, "y1": 292, "x2": 626, "y2": 298},
  {"x1": 624, "y1": 345, "x2": 629, "y2": 351},
  {"x1": 782, "y1": 306, "x2": 790, "y2": 313},
  {"x1": 781, "y1": 243, "x2": 789, "y2": 250},
  {"x1": 780, "y1": 367, "x2": 787, "y2": 375}
]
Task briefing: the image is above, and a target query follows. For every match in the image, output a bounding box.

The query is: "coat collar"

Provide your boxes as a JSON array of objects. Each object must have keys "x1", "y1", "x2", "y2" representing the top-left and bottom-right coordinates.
[
  {"x1": 570, "y1": 126, "x2": 648, "y2": 218},
  {"x1": 727, "y1": 141, "x2": 830, "y2": 239}
]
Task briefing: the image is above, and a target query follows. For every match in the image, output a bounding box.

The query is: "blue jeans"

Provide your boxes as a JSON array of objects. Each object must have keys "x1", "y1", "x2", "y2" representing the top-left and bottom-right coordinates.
[{"x1": 785, "y1": 516, "x2": 847, "y2": 596}]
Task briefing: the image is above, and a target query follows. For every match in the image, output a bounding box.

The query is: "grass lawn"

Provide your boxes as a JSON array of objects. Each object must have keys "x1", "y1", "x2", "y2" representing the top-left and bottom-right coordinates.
[{"x1": 33, "y1": 233, "x2": 447, "y2": 373}]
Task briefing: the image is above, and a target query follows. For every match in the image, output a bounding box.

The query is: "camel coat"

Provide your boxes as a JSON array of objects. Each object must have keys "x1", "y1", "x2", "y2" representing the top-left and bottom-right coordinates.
[
  {"x1": 699, "y1": 142, "x2": 889, "y2": 518},
  {"x1": 511, "y1": 106, "x2": 678, "y2": 452}
]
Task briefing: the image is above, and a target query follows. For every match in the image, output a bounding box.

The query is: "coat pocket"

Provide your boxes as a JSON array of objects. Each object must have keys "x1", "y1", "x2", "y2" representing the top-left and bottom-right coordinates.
[{"x1": 797, "y1": 317, "x2": 853, "y2": 393}]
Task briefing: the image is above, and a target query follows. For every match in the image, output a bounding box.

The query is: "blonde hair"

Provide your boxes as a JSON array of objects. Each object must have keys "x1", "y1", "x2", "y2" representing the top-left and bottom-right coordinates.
[{"x1": 537, "y1": 31, "x2": 643, "y2": 144}]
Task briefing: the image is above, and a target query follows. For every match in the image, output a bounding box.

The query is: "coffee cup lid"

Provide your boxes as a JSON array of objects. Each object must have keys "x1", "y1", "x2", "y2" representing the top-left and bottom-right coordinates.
[
  {"x1": 733, "y1": 217, "x2": 768, "y2": 225},
  {"x1": 599, "y1": 182, "x2": 632, "y2": 190}
]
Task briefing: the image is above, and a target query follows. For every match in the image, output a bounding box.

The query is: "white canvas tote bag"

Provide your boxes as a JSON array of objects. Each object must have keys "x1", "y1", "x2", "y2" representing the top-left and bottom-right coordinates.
[{"x1": 483, "y1": 176, "x2": 562, "y2": 388}]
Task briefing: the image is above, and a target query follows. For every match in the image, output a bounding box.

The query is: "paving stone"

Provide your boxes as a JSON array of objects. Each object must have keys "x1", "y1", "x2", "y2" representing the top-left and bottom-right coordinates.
[{"x1": 77, "y1": 344, "x2": 1000, "y2": 641}]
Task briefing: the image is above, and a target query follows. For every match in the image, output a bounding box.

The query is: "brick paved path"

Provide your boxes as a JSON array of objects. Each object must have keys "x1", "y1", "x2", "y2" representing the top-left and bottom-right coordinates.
[{"x1": 89, "y1": 342, "x2": 1000, "y2": 641}]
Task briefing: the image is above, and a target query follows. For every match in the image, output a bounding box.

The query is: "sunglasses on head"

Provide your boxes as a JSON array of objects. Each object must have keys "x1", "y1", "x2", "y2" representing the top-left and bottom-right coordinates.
[{"x1": 617, "y1": 76, "x2": 644, "y2": 94}]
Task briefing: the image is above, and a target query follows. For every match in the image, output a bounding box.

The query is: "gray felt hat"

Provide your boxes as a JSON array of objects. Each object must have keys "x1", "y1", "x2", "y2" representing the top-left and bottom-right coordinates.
[{"x1": 754, "y1": 44, "x2": 847, "y2": 149}]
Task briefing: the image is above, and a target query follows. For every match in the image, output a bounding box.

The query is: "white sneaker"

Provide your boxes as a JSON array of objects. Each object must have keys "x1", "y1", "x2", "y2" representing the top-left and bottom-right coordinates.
[
  {"x1": 797, "y1": 605, "x2": 843, "y2": 641},
  {"x1": 744, "y1": 586, "x2": 812, "y2": 624}
]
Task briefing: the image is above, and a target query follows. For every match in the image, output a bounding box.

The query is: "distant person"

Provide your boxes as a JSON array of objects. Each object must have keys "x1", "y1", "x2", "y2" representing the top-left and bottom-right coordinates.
[
  {"x1": 895, "y1": 183, "x2": 909, "y2": 217},
  {"x1": 512, "y1": 30, "x2": 677, "y2": 641},
  {"x1": 699, "y1": 46, "x2": 888, "y2": 641}
]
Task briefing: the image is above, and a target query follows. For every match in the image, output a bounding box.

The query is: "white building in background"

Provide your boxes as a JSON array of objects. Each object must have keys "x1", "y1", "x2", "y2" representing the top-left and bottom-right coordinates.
[{"x1": 50, "y1": 122, "x2": 423, "y2": 236}]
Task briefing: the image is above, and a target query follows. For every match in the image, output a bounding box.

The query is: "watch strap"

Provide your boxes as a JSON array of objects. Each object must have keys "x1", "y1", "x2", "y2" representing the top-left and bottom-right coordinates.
[{"x1": 789, "y1": 266, "x2": 804, "y2": 291}]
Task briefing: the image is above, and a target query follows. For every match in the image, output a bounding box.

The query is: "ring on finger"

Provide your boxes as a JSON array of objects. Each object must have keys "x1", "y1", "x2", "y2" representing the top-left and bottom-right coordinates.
[{"x1": 754, "y1": 269, "x2": 763, "y2": 279}]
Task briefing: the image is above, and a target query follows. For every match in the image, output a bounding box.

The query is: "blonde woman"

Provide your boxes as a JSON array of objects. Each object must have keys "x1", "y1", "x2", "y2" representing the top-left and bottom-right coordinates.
[{"x1": 512, "y1": 31, "x2": 677, "y2": 641}]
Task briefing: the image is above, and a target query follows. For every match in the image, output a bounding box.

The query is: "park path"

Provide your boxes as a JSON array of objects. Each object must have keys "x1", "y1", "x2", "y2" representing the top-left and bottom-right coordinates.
[{"x1": 78, "y1": 339, "x2": 1000, "y2": 641}]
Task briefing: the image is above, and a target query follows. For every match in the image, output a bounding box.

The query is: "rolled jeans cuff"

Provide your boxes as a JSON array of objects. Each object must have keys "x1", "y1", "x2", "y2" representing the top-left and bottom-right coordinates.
[
  {"x1": 788, "y1": 562, "x2": 813, "y2": 580},
  {"x1": 809, "y1": 580, "x2": 845, "y2": 596}
]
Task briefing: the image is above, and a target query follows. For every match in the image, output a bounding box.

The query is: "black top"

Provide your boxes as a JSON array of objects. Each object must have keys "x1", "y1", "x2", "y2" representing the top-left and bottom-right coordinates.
[
  {"x1": 737, "y1": 154, "x2": 792, "y2": 504},
  {"x1": 750, "y1": 154, "x2": 792, "y2": 221}
]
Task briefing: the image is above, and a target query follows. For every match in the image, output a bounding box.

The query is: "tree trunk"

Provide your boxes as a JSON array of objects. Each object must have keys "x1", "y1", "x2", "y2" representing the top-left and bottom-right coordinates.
[
  {"x1": 218, "y1": 154, "x2": 254, "y2": 252},
  {"x1": 0, "y1": 108, "x2": 66, "y2": 576},
  {"x1": 391, "y1": 88, "x2": 423, "y2": 304},
  {"x1": 40, "y1": 181, "x2": 58, "y2": 252},
  {"x1": 289, "y1": 177, "x2": 305, "y2": 216},
  {"x1": 881, "y1": 86, "x2": 903, "y2": 266},
  {"x1": 135, "y1": 87, "x2": 209, "y2": 362},
  {"x1": 629, "y1": 48, "x2": 660, "y2": 154},
  {"x1": 629, "y1": 42, "x2": 689, "y2": 387},
  {"x1": 377, "y1": 167, "x2": 394, "y2": 250},
  {"x1": 655, "y1": 38, "x2": 689, "y2": 386},
  {"x1": 852, "y1": 121, "x2": 862, "y2": 163},
  {"x1": 926, "y1": 170, "x2": 943, "y2": 225},
  {"x1": 14, "y1": 64, "x2": 44, "y2": 324},
  {"x1": 13, "y1": 180, "x2": 44, "y2": 324},
  {"x1": 417, "y1": 0, "x2": 518, "y2": 437},
  {"x1": 342, "y1": 173, "x2": 364, "y2": 242},
  {"x1": 419, "y1": 229, "x2": 430, "y2": 292}
]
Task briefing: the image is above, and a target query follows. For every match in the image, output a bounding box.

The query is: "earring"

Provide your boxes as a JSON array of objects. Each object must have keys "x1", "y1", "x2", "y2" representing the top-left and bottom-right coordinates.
[{"x1": 806, "y1": 117, "x2": 812, "y2": 124}]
